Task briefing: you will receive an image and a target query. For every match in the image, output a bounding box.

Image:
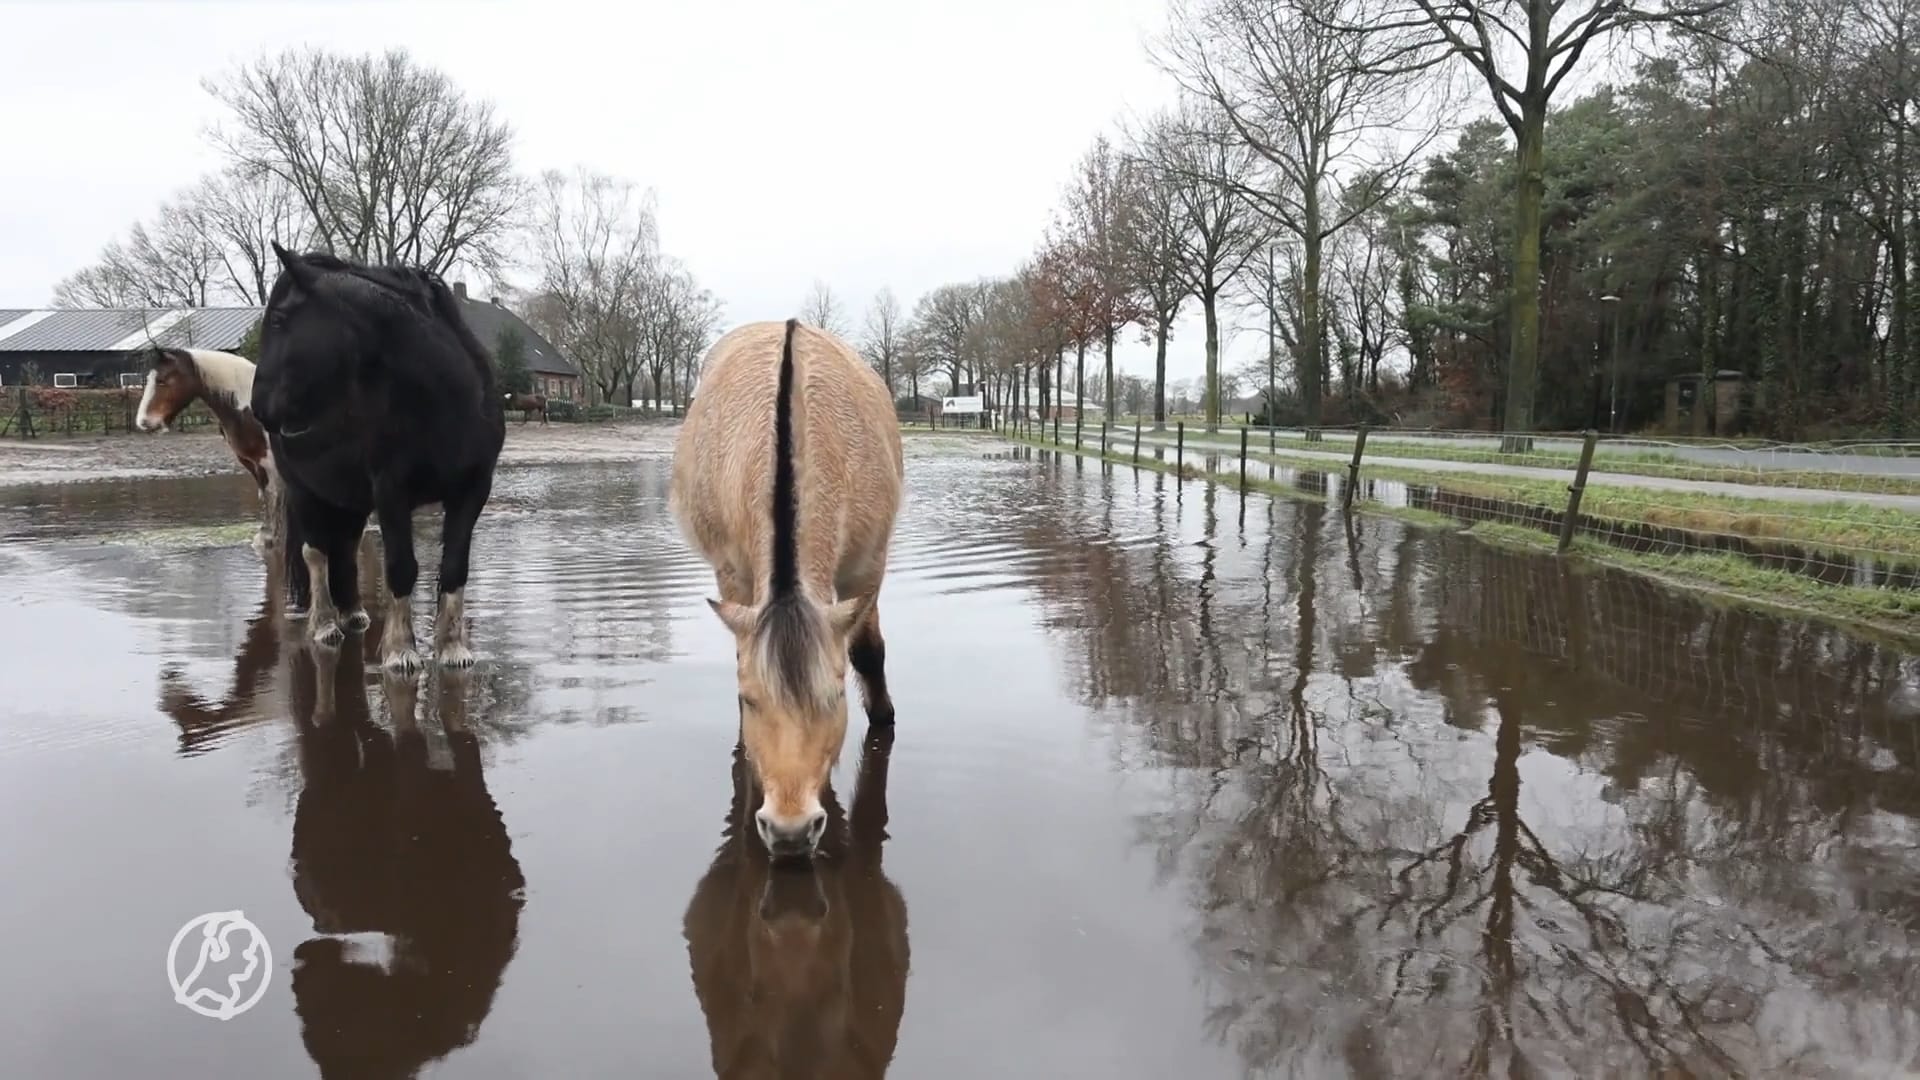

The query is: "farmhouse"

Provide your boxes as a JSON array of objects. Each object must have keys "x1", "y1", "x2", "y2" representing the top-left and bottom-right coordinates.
[
  {"x1": 0, "y1": 284, "x2": 580, "y2": 401},
  {"x1": 448, "y1": 282, "x2": 581, "y2": 402}
]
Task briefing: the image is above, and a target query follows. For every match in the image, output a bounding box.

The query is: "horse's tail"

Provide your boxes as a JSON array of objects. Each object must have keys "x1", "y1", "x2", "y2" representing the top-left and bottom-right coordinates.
[{"x1": 280, "y1": 484, "x2": 307, "y2": 611}]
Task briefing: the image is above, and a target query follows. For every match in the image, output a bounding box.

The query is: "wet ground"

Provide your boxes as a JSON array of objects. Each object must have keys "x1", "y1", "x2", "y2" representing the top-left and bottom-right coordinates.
[{"x1": 1, "y1": 442, "x2": 1917, "y2": 1079}]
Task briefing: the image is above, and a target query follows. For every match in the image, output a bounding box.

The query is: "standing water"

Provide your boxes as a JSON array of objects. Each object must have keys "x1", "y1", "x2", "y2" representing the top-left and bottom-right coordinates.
[{"x1": 0, "y1": 445, "x2": 1915, "y2": 1078}]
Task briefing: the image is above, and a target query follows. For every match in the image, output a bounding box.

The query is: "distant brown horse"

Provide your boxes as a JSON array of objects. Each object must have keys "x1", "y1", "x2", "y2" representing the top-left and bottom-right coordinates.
[
  {"x1": 684, "y1": 728, "x2": 908, "y2": 1079},
  {"x1": 504, "y1": 392, "x2": 547, "y2": 424},
  {"x1": 670, "y1": 318, "x2": 904, "y2": 860},
  {"x1": 133, "y1": 346, "x2": 283, "y2": 554}
]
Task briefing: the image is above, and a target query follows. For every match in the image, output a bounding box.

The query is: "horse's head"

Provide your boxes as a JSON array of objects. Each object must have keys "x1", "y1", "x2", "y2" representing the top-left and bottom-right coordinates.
[
  {"x1": 133, "y1": 346, "x2": 201, "y2": 432},
  {"x1": 710, "y1": 590, "x2": 874, "y2": 861},
  {"x1": 253, "y1": 242, "x2": 387, "y2": 437}
]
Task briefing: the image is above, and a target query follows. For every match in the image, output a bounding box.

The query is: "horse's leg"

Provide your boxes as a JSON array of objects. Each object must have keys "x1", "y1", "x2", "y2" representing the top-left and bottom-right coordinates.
[
  {"x1": 331, "y1": 515, "x2": 371, "y2": 633},
  {"x1": 373, "y1": 485, "x2": 422, "y2": 674},
  {"x1": 847, "y1": 599, "x2": 894, "y2": 726},
  {"x1": 302, "y1": 521, "x2": 345, "y2": 649},
  {"x1": 432, "y1": 472, "x2": 494, "y2": 668}
]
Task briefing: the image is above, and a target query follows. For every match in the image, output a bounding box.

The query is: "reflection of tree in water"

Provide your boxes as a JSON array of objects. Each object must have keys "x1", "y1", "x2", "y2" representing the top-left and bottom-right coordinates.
[
  {"x1": 683, "y1": 728, "x2": 909, "y2": 1079},
  {"x1": 990, "y1": 459, "x2": 1920, "y2": 1076},
  {"x1": 284, "y1": 639, "x2": 525, "y2": 1080}
]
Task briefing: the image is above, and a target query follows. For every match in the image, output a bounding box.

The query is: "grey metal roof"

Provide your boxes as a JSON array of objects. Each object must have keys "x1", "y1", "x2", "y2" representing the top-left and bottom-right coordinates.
[
  {"x1": 455, "y1": 295, "x2": 579, "y2": 378},
  {"x1": 0, "y1": 308, "x2": 260, "y2": 352},
  {"x1": 0, "y1": 298, "x2": 580, "y2": 378}
]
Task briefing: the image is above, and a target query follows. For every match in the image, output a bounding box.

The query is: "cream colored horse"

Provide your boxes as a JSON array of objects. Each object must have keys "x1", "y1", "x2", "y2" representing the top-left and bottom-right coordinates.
[{"x1": 671, "y1": 318, "x2": 904, "y2": 859}]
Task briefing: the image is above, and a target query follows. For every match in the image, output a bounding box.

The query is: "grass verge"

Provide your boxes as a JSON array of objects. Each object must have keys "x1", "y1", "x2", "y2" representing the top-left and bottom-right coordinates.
[
  {"x1": 1011, "y1": 434, "x2": 1920, "y2": 645},
  {"x1": 1164, "y1": 428, "x2": 1920, "y2": 495},
  {"x1": 1218, "y1": 447, "x2": 1920, "y2": 567}
]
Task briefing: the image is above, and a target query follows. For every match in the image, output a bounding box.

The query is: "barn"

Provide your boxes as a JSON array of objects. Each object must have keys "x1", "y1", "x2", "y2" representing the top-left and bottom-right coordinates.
[
  {"x1": 0, "y1": 307, "x2": 260, "y2": 389},
  {"x1": 0, "y1": 285, "x2": 580, "y2": 400}
]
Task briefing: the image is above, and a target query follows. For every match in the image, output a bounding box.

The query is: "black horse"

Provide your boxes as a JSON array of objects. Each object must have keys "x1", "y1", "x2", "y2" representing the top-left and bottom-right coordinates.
[{"x1": 252, "y1": 242, "x2": 506, "y2": 673}]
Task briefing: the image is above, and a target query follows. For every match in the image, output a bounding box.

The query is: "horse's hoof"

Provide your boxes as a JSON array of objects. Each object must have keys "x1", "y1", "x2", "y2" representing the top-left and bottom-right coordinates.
[
  {"x1": 436, "y1": 642, "x2": 476, "y2": 669},
  {"x1": 381, "y1": 648, "x2": 423, "y2": 675},
  {"x1": 311, "y1": 621, "x2": 344, "y2": 648},
  {"x1": 344, "y1": 610, "x2": 371, "y2": 632}
]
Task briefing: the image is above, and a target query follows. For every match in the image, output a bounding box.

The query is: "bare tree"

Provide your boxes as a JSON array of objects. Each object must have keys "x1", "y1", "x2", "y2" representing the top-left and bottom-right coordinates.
[
  {"x1": 191, "y1": 167, "x2": 313, "y2": 303},
  {"x1": 1058, "y1": 134, "x2": 1149, "y2": 425},
  {"x1": 203, "y1": 46, "x2": 524, "y2": 278},
  {"x1": 1130, "y1": 100, "x2": 1272, "y2": 429},
  {"x1": 1124, "y1": 119, "x2": 1195, "y2": 428},
  {"x1": 911, "y1": 282, "x2": 985, "y2": 396},
  {"x1": 862, "y1": 287, "x2": 905, "y2": 396},
  {"x1": 528, "y1": 167, "x2": 659, "y2": 405},
  {"x1": 1156, "y1": 0, "x2": 1435, "y2": 427},
  {"x1": 1347, "y1": 0, "x2": 1733, "y2": 438},
  {"x1": 799, "y1": 279, "x2": 849, "y2": 336},
  {"x1": 53, "y1": 195, "x2": 220, "y2": 308}
]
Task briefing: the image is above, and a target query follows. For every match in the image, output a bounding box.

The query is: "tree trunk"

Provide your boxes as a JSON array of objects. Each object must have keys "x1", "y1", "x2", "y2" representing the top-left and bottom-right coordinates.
[
  {"x1": 1501, "y1": 101, "x2": 1548, "y2": 442},
  {"x1": 1102, "y1": 327, "x2": 1116, "y2": 423},
  {"x1": 1154, "y1": 317, "x2": 1170, "y2": 431},
  {"x1": 1302, "y1": 192, "x2": 1325, "y2": 428},
  {"x1": 1697, "y1": 247, "x2": 1721, "y2": 435},
  {"x1": 1203, "y1": 291, "x2": 1222, "y2": 433},
  {"x1": 1075, "y1": 341, "x2": 1088, "y2": 443}
]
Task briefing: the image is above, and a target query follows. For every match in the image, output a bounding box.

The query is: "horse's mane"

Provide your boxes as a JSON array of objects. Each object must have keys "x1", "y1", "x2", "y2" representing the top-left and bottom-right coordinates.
[{"x1": 289, "y1": 251, "x2": 499, "y2": 397}]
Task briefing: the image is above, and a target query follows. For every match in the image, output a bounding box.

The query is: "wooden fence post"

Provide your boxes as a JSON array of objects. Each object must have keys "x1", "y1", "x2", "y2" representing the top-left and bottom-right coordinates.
[
  {"x1": 1558, "y1": 431, "x2": 1599, "y2": 553},
  {"x1": 1176, "y1": 421, "x2": 1185, "y2": 478},
  {"x1": 1133, "y1": 415, "x2": 1142, "y2": 465},
  {"x1": 1100, "y1": 421, "x2": 1108, "y2": 457},
  {"x1": 1342, "y1": 425, "x2": 1370, "y2": 508},
  {"x1": 1239, "y1": 426, "x2": 1249, "y2": 493}
]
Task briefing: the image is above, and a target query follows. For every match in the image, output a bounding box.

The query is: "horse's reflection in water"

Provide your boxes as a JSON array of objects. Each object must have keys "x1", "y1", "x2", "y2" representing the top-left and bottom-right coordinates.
[
  {"x1": 684, "y1": 727, "x2": 910, "y2": 1079},
  {"x1": 285, "y1": 635, "x2": 525, "y2": 1080}
]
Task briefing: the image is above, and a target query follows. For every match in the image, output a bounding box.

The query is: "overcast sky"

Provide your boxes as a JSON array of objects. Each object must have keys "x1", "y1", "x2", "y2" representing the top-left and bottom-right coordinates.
[{"x1": 0, "y1": 0, "x2": 1305, "y2": 390}]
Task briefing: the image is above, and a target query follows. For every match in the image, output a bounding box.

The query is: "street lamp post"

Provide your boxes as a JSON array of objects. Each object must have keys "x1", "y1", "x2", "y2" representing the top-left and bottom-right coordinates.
[{"x1": 1600, "y1": 294, "x2": 1621, "y2": 434}]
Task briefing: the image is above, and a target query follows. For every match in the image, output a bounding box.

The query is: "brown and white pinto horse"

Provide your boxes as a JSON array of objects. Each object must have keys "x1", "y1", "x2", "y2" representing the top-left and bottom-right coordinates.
[
  {"x1": 670, "y1": 318, "x2": 904, "y2": 860},
  {"x1": 134, "y1": 346, "x2": 283, "y2": 555}
]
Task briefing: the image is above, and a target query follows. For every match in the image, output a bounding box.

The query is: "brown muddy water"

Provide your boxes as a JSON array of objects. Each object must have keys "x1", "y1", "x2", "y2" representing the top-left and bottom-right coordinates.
[{"x1": 1, "y1": 447, "x2": 1918, "y2": 1079}]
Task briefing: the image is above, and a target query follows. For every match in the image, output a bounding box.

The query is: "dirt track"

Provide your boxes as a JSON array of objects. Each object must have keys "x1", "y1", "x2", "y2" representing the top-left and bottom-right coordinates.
[{"x1": 0, "y1": 420, "x2": 685, "y2": 488}]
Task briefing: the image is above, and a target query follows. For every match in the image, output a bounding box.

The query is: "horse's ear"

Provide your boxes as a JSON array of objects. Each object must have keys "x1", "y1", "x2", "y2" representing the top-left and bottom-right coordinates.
[
  {"x1": 708, "y1": 598, "x2": 757, "y2": 639},
  {"x1": 827, "y1": 592, "x2": 875, "y2": 641},
  {"x1": 271, "y1": 241, "x2": 316, "y2": 290}
]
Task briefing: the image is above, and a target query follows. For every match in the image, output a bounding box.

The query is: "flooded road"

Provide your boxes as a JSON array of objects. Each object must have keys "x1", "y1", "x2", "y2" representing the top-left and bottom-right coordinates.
[{"x1": 1, "y1": 446, "x2": 1917, "y2": 1078}]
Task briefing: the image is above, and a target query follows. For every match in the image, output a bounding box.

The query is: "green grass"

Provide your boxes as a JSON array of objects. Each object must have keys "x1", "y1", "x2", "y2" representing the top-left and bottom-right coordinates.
[
  {"x1": 1008, "y1": 432, "x2": 1920, "y2": 644},
  {"x1": 1162, "y1": 427, "x2": 1920, "y2": 496},
  {"x1": 1202, "y1": 447, "x2": 1920, "y2": 567},
  {"x1": 1020, "y1": 429, "x2": 1920, "y2": 565}
]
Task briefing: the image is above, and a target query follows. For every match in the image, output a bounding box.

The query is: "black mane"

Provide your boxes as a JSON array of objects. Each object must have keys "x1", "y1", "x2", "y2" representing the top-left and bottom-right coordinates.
[{"x1": 278, "y1": 250, "x2": 498, "y2": 396}]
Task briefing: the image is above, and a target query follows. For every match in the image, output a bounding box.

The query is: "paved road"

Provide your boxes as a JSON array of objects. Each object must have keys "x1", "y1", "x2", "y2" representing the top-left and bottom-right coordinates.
[
  {"x1": 1103, "y1": 432, "x2": 1920, "y2": 512},
  {"x1": 1160, "y1": 426, "x2": 1920, "y2": 478}
]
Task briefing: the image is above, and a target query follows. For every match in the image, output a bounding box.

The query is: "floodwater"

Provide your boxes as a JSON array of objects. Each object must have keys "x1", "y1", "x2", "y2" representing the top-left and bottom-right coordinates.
[{"x1": 1, "y1": 446, "x2": 1918, "y2": 1079}]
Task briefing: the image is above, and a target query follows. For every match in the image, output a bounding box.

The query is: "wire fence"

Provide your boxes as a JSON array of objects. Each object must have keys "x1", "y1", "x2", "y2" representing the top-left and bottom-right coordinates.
[
  {"x1": 1003, "y1": 412, "x2": 1920, "y2": 613},
  {"x1": 1158, "y1": 421, "x2": 1920, "y2": 497}
]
